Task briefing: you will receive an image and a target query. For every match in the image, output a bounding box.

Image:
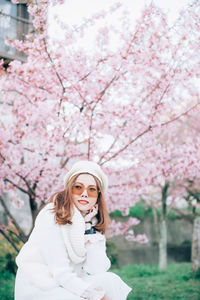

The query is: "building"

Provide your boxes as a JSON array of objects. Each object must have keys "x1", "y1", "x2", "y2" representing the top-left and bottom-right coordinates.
[
  {"x1": 0, "y1": 1, "x2": 34, "y2": 229},
  {"x1": 0, "y1": 0, "x2": 33, "y2": 65}
]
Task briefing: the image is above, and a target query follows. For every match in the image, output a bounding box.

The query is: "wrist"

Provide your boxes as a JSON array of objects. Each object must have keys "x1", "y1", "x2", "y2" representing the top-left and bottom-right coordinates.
[{"x1": 85, "y1": 222, "x2": 92, "y2": 230}]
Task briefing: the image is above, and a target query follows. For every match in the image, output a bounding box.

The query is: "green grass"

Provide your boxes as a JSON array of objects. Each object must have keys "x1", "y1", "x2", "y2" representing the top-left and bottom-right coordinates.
[
  {"x1": 113, "y1": 263, "x2": 200, "y2": 300},
  {"x1": 0, "y1": 251, "x2": 16, "y2": 300},
  {"x1": 1, "y1": 262, "x2": 199, "y2": 300}
]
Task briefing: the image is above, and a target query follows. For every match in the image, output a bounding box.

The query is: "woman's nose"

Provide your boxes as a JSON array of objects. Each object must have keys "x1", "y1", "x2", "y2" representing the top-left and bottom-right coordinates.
[{"x1": 81, "y1": 188, "x2": 88, "y2": 197}]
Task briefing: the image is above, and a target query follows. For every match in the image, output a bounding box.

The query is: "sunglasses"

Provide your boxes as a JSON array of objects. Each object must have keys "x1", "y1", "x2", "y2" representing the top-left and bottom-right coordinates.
[{"x1": 72, "y1": 183, "x2": 99, "y2": 197}]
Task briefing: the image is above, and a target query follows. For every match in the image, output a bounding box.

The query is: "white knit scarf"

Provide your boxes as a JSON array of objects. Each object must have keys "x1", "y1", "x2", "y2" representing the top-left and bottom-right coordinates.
[{"x1": 60, "y1": 205, "x2": 97, "y2": 264}]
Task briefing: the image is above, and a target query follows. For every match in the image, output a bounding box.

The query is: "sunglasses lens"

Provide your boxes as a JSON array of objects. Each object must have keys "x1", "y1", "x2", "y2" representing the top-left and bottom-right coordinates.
[
  {"x1": 87, "y1": 187, "x2": 98, "y2": 197},
  {"x1": 72, "y1": 184, "x2": 98, "y2": 197},
  {"x1": 72, "y1": 184, "x2": 84, "y2": 195}
]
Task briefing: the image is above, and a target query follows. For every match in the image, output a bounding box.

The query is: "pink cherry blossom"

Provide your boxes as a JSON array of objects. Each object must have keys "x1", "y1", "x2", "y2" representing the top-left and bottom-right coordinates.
[{"x1": 0, "y1": 1, "x2": 200, "y2": 242}]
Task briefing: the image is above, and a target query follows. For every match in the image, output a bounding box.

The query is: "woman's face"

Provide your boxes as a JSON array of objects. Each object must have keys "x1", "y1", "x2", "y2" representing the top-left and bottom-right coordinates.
[{"x1": 72, "y1": 173, "x2": 98, "y2": 212}]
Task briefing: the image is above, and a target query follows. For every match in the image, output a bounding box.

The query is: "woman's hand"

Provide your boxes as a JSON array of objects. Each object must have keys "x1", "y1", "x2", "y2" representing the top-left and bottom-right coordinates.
[
  {"x1": 84, "y1": 204, "x2": 98, "y2": 223},
  {"x1": 101, "y1": 296, "x2": 112, "y2": 300}
]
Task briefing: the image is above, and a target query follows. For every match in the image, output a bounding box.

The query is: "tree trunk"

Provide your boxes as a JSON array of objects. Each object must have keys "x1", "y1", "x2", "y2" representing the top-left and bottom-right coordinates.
[
  {"x1": 152, "y1": 205, "x2": 159, "y2": 240},
  {"x1": 159, "y1": 218, "x2": 167, "y2": 270},
  {"x1": 192, "y1": 217, "x2": 200, "y2": 273},
  {"x1": 158, "y1": 182, "x2": 169, "y2": 271}
]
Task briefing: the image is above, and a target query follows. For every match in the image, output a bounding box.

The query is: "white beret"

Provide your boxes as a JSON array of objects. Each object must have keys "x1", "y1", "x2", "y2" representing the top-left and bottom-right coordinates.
[{"x1": 63, "y1": 160, "x2": 108, "y2": 192}]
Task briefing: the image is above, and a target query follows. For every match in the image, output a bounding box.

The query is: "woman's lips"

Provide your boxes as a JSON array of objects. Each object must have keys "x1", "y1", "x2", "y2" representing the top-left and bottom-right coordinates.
[{"x1": 78, "y1": 200, "x2": 89, "y2": 205}]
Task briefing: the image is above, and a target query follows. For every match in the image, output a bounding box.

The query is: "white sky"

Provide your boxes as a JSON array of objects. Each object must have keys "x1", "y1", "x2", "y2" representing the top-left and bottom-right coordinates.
[{"x1": 48, "y1": 0, "x2": 190, "y2": 39}]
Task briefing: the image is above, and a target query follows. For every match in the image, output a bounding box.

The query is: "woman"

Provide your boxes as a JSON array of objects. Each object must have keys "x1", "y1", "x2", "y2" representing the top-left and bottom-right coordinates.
[{"x1": 15, "y1": 160, "x2": 132, "y2": 300}]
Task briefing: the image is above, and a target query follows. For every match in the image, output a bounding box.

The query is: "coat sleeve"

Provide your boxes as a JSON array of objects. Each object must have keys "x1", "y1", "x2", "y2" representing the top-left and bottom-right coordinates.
[
  {"x1": 82, "y1": 233, "x2": 111, "y2": 275},
  {"x1": 27, "y1": 205, "x2": 91, "y2": 297}
]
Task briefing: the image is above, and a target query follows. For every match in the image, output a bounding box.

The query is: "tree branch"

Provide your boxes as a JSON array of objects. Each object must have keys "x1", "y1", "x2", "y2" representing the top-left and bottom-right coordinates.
[
  {"x1": 100, "y1": 125, "x2": 152, "y2": 165},
  {"x1": 87, "y1": 109, "x2": 94, "y2": 160},
  {"x1": 98, "y1": 120, "x2": 127, "y2": 164},
  {"x1": 161, "y1": 101, "x2": 199, "y2": 127},
  {"x1": 7, "y1": 228, "x2": 25, "y2": 243},
  {"x1": 0, "y1": 229, "x2": 19, "y2": 253},
  {"x1": 4, "y1": 178, "x2": 29, "y2": 196},
  {"x1": 42, "y1": 38, "x2": 66, "y2": 112},
  {"x1": 15, "y1": 172, "x2": 37, "y2": 198},
  {"x1": 100, "y1": 101, "x2": 200, "y2": 165},
  {"x1": 172, "y1": 207, "x2": 194, "y2": 224},
  {"x1": 0, "y1": 196, "x2": 26, "y2": 242},
  {"x1": 15, "y1": 77, "x2": 53, "y2": 95}
]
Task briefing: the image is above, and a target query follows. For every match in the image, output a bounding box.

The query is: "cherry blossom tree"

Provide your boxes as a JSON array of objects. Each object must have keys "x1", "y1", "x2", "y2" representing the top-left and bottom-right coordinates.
[
  {"x1": 129, "y1": 109, "x2": 200, "y2": 270},
  {"x1": 0, "y1": 0, "x2": 200, "y2": 266}
]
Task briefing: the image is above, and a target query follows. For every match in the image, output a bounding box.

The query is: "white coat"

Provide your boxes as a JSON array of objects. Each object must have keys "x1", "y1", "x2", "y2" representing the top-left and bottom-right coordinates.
[{"x1": 15, "y1": 203, "x2": 132, "y2": 300}]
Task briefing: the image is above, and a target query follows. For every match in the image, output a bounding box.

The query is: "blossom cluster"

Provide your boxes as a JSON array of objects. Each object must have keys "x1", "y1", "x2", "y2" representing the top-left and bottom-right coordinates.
[{"x1": 1, "y1": 0, "x2": 200, "y2": 240}]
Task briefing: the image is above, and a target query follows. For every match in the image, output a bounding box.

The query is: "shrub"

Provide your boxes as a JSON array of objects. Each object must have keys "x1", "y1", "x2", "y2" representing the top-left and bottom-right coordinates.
[
  {"x1": 106, "y1": 240, "x2": 119, "y2": 268},
  {"x1": 0, "y1": 237, "x2": 16, "y2": 300}
]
